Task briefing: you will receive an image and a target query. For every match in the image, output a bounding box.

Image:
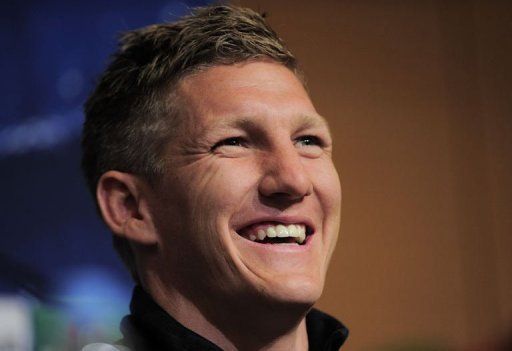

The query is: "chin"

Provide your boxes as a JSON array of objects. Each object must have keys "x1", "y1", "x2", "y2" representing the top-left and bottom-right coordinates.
[{"x1": 258, "y1": 274, "x2": 325, "y2": 309}]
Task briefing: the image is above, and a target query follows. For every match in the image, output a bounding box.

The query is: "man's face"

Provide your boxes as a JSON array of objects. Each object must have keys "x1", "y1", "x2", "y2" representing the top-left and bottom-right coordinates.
[{"x1": 147, "y1": 60, "x2": 341, "y2": 308}]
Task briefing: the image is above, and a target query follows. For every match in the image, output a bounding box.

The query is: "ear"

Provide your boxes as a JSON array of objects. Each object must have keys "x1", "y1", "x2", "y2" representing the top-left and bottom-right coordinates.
[{"x1": 96, "y1": 171, "x2": 158, "y2": 246}]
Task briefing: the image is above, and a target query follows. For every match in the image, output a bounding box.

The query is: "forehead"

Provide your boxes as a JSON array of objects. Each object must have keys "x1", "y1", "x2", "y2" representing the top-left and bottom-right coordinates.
[{"x1": 174, "y1": 61, "x2": 329, "y2": 133}]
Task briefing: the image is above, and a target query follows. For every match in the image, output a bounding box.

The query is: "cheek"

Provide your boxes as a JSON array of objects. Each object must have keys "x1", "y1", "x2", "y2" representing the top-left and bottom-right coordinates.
[
  {"x1": 171, "y1": 160, "x2": 257, "y2": 282},
  {"x1": 153, "y1": 163, "x2": 245, "y2": 274},
  {"x1": 317, "y1": 162, "x2": 342, "y2": 260},
  {"x1": 170, "y1": 159, "x2": 257, "y2": 242},
  {"x1": 311, "y1": 159, "x2": 342, "y2": 215},
  {"x1": 189, "y1": 160, "x2": 256, "y2": 212}
]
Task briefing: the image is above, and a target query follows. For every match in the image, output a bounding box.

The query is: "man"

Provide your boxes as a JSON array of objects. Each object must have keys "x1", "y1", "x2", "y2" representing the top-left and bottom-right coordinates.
[{"x1": 82, "y1": 5, "x2": 348, "y2": 350}]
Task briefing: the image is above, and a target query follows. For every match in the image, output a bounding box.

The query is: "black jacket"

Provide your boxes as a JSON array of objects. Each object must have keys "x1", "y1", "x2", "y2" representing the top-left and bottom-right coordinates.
[{"x1": 118, "y1": 286, "x2": 348, "y2": 350}]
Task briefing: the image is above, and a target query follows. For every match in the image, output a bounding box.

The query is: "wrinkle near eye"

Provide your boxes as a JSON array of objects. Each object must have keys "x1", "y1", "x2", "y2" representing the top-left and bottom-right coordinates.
[{"x1": 173, "y1": 127, "x2": 223, "y2": 155}]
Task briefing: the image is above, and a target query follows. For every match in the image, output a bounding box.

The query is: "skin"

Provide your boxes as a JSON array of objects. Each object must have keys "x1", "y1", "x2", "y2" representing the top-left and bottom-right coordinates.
[{"x1": 97, "y1": 60, "x2": 342, "y2": 351}]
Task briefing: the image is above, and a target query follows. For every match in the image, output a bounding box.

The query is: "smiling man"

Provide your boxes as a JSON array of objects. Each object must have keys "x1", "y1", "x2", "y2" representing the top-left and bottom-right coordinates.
[{"x1": 82, "y1": 5, "x2": 348, "y2": 351}]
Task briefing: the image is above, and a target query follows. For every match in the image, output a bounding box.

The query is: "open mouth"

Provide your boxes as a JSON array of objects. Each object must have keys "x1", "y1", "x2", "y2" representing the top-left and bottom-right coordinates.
[{"x1": 236, "y1": 222, "x2": 314, "y2": 245}]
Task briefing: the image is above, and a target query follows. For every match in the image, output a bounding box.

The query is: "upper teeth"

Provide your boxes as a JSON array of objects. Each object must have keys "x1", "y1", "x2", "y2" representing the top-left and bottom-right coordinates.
[{"x1": 248, "y1": 224, "x2": 306, "y2": 244}]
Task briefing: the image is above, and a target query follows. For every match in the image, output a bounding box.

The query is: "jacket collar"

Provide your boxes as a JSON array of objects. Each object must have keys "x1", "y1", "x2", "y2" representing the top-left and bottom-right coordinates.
[{"x1": 121, "y1": 285, "x2": 348, "y2": 350}]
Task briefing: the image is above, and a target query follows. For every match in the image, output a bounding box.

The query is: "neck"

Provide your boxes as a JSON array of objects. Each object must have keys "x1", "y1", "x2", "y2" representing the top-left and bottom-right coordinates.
[{"x1": 145, "y1": 279, "x2": 310, "y2": 351}]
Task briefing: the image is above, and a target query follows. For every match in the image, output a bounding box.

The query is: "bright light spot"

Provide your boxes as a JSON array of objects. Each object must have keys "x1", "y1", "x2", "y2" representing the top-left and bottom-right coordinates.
[{"x1": 0, "y1": 297, "x2": 33, "y2": 350}]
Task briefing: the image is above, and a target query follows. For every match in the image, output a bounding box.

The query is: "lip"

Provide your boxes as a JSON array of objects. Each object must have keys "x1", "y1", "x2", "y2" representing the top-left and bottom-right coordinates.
[
  {"x1": 233, "y1": 215, "x2": 316, "y2": 236},
  {"x1": 233, "y1": 230, "x2": 316, "y2": 252}
]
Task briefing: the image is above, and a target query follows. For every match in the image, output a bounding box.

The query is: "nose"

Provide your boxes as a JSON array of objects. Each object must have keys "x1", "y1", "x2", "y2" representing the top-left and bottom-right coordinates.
[{"x1": 258, "y1": 143, "x2": 312, "y2": 204}]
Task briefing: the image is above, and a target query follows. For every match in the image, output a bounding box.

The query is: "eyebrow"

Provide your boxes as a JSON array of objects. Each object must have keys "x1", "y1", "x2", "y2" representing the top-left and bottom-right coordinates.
[
  {"x1": 295, "y1": 114, "x2": 331, "y2": 132},
  {"x1": 209, "y1": 114, "x2": 331, "y2": 133}
]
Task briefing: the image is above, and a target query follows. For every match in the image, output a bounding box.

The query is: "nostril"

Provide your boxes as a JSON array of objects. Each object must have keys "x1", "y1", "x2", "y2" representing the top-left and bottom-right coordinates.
[
  {"x1": 258, "y1": 191, "x2": 306, "y2": 210},
  {"x1": 272, "y1": 191, "x2": 302, "y2": 199}
]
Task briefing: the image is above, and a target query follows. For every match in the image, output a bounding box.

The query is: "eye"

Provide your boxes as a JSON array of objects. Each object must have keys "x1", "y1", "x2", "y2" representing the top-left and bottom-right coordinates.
[
  {"x1": 295, "y1": 135, "x2": 324, "y2": 147},
  {"x1": 211, "y1": 137, "x2": 248, "y2": 151}
]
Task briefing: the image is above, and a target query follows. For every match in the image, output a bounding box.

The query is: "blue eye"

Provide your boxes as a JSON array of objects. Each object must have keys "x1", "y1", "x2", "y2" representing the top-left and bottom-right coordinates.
[
  {"x1": 211, "y1": 137, "x2": 247, "y2": 150},
  {"x1": 296, "y1": 135, "x2": 323, "y2": 147}
]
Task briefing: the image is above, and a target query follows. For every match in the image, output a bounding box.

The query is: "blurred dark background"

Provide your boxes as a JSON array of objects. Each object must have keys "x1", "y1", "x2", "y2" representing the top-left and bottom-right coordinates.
[{"x1": 0, "y1": 1, "x2": 209, "y2": 349}]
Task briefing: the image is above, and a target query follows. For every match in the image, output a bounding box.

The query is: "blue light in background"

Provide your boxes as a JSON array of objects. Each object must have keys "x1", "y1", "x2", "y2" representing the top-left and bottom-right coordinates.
[
  {"x1": 0, "y1": 109, "x2": 82, "y2": 157},
  {"x1": 56, "y1": 266, "x2": 131, "y2": 328}
]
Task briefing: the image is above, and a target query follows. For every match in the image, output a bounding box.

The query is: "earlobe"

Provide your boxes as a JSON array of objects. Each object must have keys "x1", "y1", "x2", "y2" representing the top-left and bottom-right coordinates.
[{"x1": 96, "y1": 171, "x2": 158, "y2": 246}]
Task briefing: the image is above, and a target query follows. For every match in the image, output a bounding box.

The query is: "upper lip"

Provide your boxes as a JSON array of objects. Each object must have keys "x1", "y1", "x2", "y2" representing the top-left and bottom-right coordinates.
[{"x1": 233, "y1": 215, "x2": 316, "y2": 235}]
